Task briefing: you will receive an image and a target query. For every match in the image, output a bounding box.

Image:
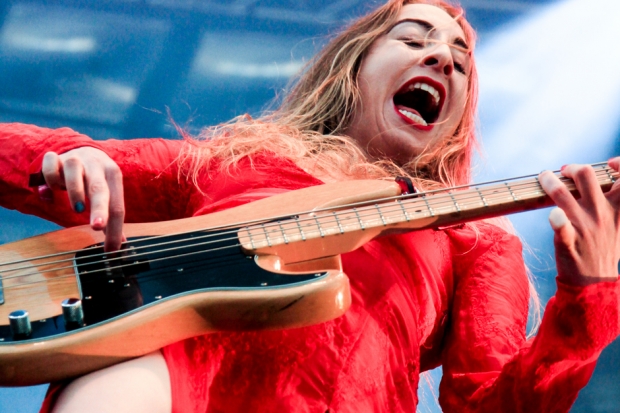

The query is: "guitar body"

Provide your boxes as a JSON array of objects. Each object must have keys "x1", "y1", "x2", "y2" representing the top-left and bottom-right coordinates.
[{"x1": 0, "y1": 180, "x2": 402, "y2": 386}]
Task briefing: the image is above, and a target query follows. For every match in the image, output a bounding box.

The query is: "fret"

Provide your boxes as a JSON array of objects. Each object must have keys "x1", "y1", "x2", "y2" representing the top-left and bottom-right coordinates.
[
  {"x1": 505, "y1": 182, "x2": 518, "y2": 202},
  {"x1": 277, "y1": 221, "x2": 289, "y2": 244},
  {"x1": 397, "y1": 199, "x2": 410, "y2": 221},
  {"x1": 314, "y1": 215, "x2": 325, "y2": 237},
  {"x1": 475, "y1": 187, "x2": 488, "y2": 207},
  {"x1": 353, "y1": 208, "x2": 365, "y2": 230},
  {"x1": 294, "y1": 216, "x2": 306, "y2": 241},
  {"x1": 534, "y1": 176, "x2": 544, "y2": 194},
  {"x1": 375, "y1": 204, "x2": 387, "y2": 226},
  {"x1": 604, "y1": 167, "x2": 616, "y2": 183},
  {"x1": 422, "y1": 195, "x2": 435, "y2": 217},
  {"x1": 239, "y1": 162, "x2": 618, "y2": 255},
  {"x1": 247, "y1": 229, "x2": 257, "y2": 249},
  {"x1": 261, "y1": 223, "x2": 272, "y2": 247},
  {"x1": 333, "y1": 212, "x2": 345, "y2": 234},
  {"x1": 448, "y1": 192, "x2": 460, "y2": 213}
]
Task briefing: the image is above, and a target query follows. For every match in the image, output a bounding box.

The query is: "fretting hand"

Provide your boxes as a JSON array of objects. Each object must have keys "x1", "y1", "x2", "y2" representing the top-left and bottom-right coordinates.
[
  {"x1": 41, "y1": 147, "x2": 125, "y2": 252},
  {"x1": 538, "y1": 157, "x2": 620, "y2": 286}
]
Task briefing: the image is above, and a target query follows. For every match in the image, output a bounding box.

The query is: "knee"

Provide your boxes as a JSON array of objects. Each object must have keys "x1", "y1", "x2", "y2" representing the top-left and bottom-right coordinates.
[{"x1": 52, "y1": 351, "x2": 171, "y2": 413}]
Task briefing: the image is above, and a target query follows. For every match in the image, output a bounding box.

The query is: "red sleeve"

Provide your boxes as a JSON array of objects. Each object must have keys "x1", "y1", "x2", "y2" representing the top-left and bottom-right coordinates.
[
  {"x1": 0, "y1": 122, "x2": 193, "y2": 227},
  {"x1": 439, "y1": 224, "x2": 620, "y2": 412}
]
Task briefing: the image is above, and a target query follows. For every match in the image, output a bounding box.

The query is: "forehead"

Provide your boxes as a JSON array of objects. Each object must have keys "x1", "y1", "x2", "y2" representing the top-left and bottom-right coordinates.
[{"x1": 396, "y1": 4, "x2": 465, "y2": 39}]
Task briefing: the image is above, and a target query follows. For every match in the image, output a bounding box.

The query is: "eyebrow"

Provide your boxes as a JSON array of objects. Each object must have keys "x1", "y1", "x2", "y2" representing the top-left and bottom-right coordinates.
[{"x1": 389, "y1": 18, "x2": 469, "y2": 50}]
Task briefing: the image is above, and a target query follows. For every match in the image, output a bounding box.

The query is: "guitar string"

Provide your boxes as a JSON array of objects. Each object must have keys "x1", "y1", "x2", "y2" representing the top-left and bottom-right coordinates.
[
  {"x1": 0, "y1": 169, "x2": 587, "y2": 277},
  {"x1": 0, "y1": 166, "x2": 617, "y2": 286},
  {"x1": 1, "y1": 165, "x2": 615, "y2": 281},
  {"x1": 0, "y1": 163, "x2": 612, "y2": 271},
  {"x1": 1, "y1": 164, "x2": 604, "y2": 271},
  {"x1": 1, "y1": 173, "x2": 560, "y2": 270},
  {"x1": 1, "y1": 169, "x2": 617, "y2": 292}
]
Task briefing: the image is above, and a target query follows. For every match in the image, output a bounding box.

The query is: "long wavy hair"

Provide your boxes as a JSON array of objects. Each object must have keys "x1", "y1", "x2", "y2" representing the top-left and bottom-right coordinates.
[
  {"x1": 178, "y1": 0, "x2": 478, "y2": 189},
  {"x1": 177, "y1": 0, "x2": 541, "y2": 337}
]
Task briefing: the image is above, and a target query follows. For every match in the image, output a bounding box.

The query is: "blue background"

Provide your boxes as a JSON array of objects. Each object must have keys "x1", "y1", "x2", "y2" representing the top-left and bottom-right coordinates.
[{"x1": 1, "y1": 0, "x2": 619, "y2": 411}]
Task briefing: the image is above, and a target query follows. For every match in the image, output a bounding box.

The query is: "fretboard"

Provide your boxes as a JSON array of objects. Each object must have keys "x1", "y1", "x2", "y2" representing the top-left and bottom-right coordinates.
[{"x1": 239, "y1": 163, "x2": 618, "y2": 256}]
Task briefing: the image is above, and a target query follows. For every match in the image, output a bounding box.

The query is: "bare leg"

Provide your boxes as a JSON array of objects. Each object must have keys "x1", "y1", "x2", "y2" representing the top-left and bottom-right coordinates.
[{"x1": 51, "y1": 351, "x2": 171, "y2": 413}]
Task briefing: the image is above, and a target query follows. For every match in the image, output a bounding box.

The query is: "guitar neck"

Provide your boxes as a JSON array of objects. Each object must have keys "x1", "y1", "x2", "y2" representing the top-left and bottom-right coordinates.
[{"x1": 240, "y1": 164, "x2": 619, "y2": 262}]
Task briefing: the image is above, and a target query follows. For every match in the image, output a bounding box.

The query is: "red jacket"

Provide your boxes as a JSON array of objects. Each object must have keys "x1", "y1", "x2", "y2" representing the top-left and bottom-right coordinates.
[{"x1": 1, "y1": 123, "x2": 618, "y2": 412}]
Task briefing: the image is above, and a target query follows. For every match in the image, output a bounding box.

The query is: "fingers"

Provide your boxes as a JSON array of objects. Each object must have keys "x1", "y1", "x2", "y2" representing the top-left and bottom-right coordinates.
[
  {"x1": 538, "y1": 171, "x2": 581, "y2": 223},
  {"x1": 63, "y1": 157, "x2": 87, "y2": 213},
  {"x1": 41, "y1": 148, "x2": 126, "y2": 252},
  {"x1": 606, "y1": 157, "x2": 620, "y2": 205},
  {"x1": 42, "y1": 151, "x2": 88, "y2": 213},
  {"x1": 102, "y1": 165, "x2": 125, "y2": 252},
  {"x1": 560, "y1": 164, "x2": 606, "y2": 211},
  {"x1": 548, "y1": 207, "x2": 575, "y2": 247},
  {"x1": 41, "y1": 152, "x2": 65, "y2": 190},
  {"x1": 84, "y1": 161, "x2": 126, "y2": 251}
]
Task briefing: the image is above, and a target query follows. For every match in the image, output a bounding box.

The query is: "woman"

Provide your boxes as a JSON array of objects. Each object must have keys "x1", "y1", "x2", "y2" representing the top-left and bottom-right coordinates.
[{"x1": 0, "y1": 0, "x2": 618, "y2": 412}]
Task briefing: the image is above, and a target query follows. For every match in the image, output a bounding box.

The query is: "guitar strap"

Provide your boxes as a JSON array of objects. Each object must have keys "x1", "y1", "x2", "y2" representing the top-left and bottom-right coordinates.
[{"x1": 395, "y1": 176, "x2": 417, "y2": 195}]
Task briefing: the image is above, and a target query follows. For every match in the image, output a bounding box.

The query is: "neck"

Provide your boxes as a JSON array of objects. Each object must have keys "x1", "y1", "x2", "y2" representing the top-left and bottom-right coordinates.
[{"x1": 239, "y1": 162, "x2": 618, "y2": 262}]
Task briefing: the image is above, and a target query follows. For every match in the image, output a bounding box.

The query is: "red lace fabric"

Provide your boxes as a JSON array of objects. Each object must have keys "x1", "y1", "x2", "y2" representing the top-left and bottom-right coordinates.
[{"x1": 0, "y1": 123, "x2": 618, "y2": 413}]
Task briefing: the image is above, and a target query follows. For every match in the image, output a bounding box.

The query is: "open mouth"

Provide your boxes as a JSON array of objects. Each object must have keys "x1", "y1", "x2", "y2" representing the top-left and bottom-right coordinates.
[{"x1": 393, "y1": 77, "x2": 445, "y2": 129}]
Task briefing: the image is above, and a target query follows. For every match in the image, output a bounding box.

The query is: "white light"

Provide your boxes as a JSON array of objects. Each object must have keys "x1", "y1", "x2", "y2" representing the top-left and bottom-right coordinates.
[
  {"x1": 476, "y1": 0, "x2": 620, "y2": 179},
  {"x1": 191, "y1": 32, "x2": 313, "y2": 80},
  {"x1": 3, "y1": 34, "x2": 96, "y2": 53},
  {"x1": 212, "y1": 60, "x2": 304, "y2": 78},
  {"x1": 91, "y1": 79, "x2": 137, "y2": 104}
]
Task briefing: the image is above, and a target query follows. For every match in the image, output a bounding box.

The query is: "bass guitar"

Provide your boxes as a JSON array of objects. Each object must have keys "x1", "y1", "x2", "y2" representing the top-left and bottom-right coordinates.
[{"x1": 0, "y1": 162, "x2": 617, "y2": 386}]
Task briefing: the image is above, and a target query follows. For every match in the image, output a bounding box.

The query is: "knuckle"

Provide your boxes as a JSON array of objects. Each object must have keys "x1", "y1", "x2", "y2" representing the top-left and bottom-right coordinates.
[
  {"x1": 64, "y1": 178, "x2": 80, "y2": 191},
  {"x1": 42, "y1": 151, "x2": 57, "y2": 163},
  {"x1": 109, "y1": 205, "x2": 125, "y2": 218},
  {"x1": 41, "y1": 154, "x2": 57, "y2": 173},
  {"x1": 548, "y1": 185, "x2": 565, "y2": 199},
  {"x1": 88, "y1": 181, "x2": 108, "y2": 195},
  {"x1": 575, "y1": 165, "x2": 595, "y2": 180},
  {"x1": 105, "y1": 163, "x2": 122, "y2": 179},
  {"x1": 63, "y1": 157, "x2": 82, "y2": 169}
]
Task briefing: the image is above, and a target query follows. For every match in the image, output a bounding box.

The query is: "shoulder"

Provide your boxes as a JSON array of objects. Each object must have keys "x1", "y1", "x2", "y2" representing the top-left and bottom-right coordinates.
[{"x1": 212, "y1": 151, "x2": 324, "y2": 191}]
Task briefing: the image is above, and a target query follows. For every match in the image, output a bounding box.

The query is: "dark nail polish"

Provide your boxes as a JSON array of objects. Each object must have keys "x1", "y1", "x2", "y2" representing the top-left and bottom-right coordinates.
[{"x1": 75, "y1": 201, "x2": 85, "y2": 213}]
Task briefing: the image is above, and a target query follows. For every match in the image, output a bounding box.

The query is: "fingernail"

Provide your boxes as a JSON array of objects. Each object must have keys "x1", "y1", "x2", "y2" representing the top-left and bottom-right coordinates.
[
  {"x1": 560, "y1": 165, "x2": 567, "y2": 172},
  {"x1": 549, "y1": 207, "x2": 569, "y2": 230},
  {"x1": 74, "y1": 201, "x2": 85, "y2": 213},
  {"x1": 38, "y1": 185, "x2": 54, "y2": 203},
  {"x1": 92, "y1": 217, "x2": 104, "y2": 227}
]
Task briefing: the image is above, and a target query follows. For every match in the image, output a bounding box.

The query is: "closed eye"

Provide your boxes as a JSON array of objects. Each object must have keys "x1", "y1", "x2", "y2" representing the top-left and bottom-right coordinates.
[
  {"x1": 454, "y1": 61, "x2": 466, "y2": 75},
  {"x1": 401, "y1": 38, "x2": 425, "y2": 49}
]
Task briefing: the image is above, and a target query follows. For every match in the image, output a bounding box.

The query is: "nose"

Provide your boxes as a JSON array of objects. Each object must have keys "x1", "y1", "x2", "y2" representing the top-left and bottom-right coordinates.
[{"x1": 422, "y1": 44, "x2": 454, "y2": 76}]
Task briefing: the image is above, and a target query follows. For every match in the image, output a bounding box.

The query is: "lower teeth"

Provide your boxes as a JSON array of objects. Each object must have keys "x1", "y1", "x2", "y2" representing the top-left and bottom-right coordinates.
[{"x1": 398, "y1": 109, "x2": 428, "y2": 126}]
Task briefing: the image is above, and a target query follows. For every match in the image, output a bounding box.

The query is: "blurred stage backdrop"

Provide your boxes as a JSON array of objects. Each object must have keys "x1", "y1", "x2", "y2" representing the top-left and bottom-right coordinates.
[{"x1": 1, "y1": 0, "x2": 620, "y2": 412}]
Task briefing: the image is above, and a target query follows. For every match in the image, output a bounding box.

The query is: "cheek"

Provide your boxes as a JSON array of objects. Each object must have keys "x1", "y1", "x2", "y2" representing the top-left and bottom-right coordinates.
[{"x1": 448, "y1": 83, "x2": 469, "y2": 124}]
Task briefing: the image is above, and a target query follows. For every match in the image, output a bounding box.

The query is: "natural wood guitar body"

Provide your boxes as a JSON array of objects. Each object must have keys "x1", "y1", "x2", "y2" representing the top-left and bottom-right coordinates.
[{"x1": 0, "y1": 180, "x2": 401, "y2": 386}]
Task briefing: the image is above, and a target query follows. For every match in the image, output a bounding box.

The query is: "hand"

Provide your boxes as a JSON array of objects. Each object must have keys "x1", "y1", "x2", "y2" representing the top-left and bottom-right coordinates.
[
  {"x1": 538, "y1": 159, "x2": 620, "y2": 286},
  {"x1": 41, "y1": 147, "x2": 125, "y2": 252}
]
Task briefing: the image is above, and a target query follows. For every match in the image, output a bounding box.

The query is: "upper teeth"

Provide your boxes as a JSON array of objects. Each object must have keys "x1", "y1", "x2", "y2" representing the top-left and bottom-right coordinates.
[{"x1": 409, "y1": 82, "x2": 441, "y2": 105}]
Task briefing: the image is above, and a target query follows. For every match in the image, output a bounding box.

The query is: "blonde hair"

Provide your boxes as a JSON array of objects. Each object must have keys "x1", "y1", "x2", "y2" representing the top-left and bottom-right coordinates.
[
  {"x1": 178, "y1": 0, "x2": 478, "y2": 190},
  {"x1": 176, "y1": 0, "x2": 540, "y2": 333}
]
